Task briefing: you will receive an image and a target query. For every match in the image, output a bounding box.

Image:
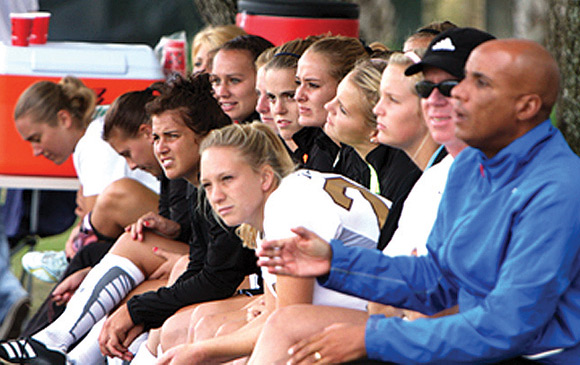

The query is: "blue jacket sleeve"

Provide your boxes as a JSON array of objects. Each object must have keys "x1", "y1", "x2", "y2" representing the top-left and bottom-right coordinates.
[
  {"x1": 320, "y1": 240, "x2": 457, "y2": 315},
  {"x1": 323, "y1": 181, "x2": 580, "y2": 363}
]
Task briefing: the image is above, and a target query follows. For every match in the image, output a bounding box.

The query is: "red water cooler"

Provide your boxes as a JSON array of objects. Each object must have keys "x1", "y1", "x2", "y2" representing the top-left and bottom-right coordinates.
[{"x1": 236, "y1": 0, "x2": 359, "y2": 46}]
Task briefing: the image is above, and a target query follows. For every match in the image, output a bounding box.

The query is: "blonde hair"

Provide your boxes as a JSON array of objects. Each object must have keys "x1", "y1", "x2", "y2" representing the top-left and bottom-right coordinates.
[
  {"x1": 347, "y1": 59, "x2": 386, "y2": 129},
  {"x1": 255, "y1": 46, "x2": 276, "y2": 69},
  {"x1": 200, "y1": 122, "x2": 296, "y2": 247},
  {"x1": 388, "y1": 51, "x2": 426, "y2": 95},
  {"x1": 306, "y1": 35, "x2": 369, "y2": 82},
  {"x1": 14, "y1": 76, "x2": 96, "y2": 129},
  {"x1": 191, "y1": 24, "x2": 247, "y2": 61}
]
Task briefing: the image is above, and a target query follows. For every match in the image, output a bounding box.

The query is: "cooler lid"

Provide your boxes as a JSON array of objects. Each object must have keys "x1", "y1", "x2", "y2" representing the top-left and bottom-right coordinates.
[
  {"x1": 0, "y1": 41, "x2": 164, "y2": 79},
  {"x1": 237, "y1": 0, "x2": 359, "y2": 19}
]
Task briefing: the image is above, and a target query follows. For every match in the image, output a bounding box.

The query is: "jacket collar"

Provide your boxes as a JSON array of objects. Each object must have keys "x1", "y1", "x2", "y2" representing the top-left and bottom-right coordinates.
[{"x1": 476, "y1": 119, "x2": 555, "y2": 187}]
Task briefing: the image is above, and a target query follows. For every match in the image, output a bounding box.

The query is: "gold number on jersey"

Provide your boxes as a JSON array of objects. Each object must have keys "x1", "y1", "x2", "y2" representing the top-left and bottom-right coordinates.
[{"x1": 322, "y1": 177, "x2": 389, "y2": 227}]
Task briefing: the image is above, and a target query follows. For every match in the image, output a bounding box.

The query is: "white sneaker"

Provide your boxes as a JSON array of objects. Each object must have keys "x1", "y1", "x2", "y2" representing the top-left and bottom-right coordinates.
[{"x1": 21, "y1": 250, "x2": 68, "y2": 283}]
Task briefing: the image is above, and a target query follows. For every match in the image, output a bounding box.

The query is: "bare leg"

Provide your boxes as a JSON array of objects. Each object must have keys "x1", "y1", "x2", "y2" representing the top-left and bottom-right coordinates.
[
  {"x1": 109, "y1": 231, "x2": 188, "y2": 277},
  {"x1": 248, "y1": 305, "x2": 368, "y2": 364},
  {"x1": 215, "y1": 319, "x2": 247, "y2": 337},
  {"x1": 91, "y1": 178, "x2": 159, "y2": 238},
  {"x1": 146, "y1": 328, "x2": 161, "y2": 355},
  {"x1": 159, "y1": 305, "x2": 198, "y2": 352},
  {"x1": 135, "y1": 255, "x2": 192, "y2": 356},
  {"x1": 167, "y1": 255, "x2": 189, "y2": 285},
  {"x1": 190, "y1": 296, "x2": 257, "y2": 342}
]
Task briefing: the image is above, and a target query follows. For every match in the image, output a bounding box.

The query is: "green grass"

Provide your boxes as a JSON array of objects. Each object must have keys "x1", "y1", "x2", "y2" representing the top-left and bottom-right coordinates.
[{"x1": 9, "y1": 225, "x2": 74, "y2": 320}]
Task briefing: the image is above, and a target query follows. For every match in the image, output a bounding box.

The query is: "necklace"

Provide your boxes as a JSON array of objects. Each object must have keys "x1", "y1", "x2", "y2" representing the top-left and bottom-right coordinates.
[{"x1": 411, "y1": 133, "x2": 431, "y2": 165}]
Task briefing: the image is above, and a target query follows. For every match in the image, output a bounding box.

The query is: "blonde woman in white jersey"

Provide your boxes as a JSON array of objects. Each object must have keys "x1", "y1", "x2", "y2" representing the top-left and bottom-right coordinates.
[{"x1": 157, "y1": 122, "x2": 390, "y2": 364}]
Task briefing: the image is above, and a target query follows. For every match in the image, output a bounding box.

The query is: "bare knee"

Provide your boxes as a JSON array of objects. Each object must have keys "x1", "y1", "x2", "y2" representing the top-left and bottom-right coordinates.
[
  {"x1": 193, "y1": 314, "x2": 221, "y2": 342},
  {"x1": 93, "y1": 179, "x2": 138, "y2": 219},
  {"x1": 92, "y1": 178, "x2": 159, "y2": 236},
  {"x1": 190, "y1": 301, "x2": 221, "y2": 326},
  {"x1": 215, "y1": 319, "x2": 245, "y2": 337},
  {"x1": 160, "y1": 314, "x2": 189, "y2": 352},
  {"x1": 167, "y1": 255, "x2": 189, "y2": 285},
  {"x1": 264, "y1": 306, "x2": 298, "y2": 330},
  {"x1": 146, "y1": 329, "x2": 161, "y2": 356}
]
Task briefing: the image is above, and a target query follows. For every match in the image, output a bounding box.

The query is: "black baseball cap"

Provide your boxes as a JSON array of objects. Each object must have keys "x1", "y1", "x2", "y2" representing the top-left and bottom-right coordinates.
[{"x1": 405, "y1": 27, "x2": 496, "y2": 79}]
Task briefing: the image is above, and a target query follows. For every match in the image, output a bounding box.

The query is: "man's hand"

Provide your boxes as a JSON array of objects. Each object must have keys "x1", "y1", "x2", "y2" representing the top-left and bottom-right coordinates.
[
  {"x1": 98, "y1": 304, "x2": 144, "y2": 361},
  {"x1": 125, "y1": 211, "x2": 180, "y2": 242},
  {"x1": 256, "y1": 226, "x2": 333, "y2": 277},
  {"x1": 52, "y1": 267, "x2": 90, "y2": 306},
  {"x1": 287, "y1": 323, "x2": 367, "y2": 364}
]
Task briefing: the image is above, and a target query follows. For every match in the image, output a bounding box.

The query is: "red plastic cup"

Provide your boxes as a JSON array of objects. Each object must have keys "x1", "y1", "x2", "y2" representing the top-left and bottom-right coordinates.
[
  {"x1": 10, "y1": 13, "x2": 34, "y2": 47},
  {"x1": 29, "y1": 12, "x2": 51, "y2": 45},
  {"x1": 162, "y1": 39, "x2": 186, "y2": 77}
]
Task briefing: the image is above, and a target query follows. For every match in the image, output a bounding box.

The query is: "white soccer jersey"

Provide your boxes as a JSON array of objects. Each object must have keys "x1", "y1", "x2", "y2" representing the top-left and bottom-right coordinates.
[
  {"x1": 262, "y1": 169, "x2": 391, "y2": 311},
  {"x1": 384, "y1": 154, "x2": 454, "y2": 257},
  {"x1": 73, "y1": 116, "x2": 160, "y2": 196}
]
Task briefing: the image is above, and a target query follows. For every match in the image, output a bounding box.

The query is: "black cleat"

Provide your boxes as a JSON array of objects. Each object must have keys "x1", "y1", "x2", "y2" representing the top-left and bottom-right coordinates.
[{"x1": 0, "y1": 337, "x2": 65, "y2": 365}]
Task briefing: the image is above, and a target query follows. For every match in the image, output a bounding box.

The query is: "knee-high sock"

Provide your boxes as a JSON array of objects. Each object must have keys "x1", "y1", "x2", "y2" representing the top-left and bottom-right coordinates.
[
  {"x1": 33, "y1": 254, "x2": 144, "y2": 353},
  {"x1": 66, "y1": 317, "x2": 106, "y2": 365}
]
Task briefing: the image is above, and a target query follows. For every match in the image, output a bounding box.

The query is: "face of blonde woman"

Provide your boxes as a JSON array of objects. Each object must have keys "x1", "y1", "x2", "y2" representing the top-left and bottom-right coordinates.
[
  {"x1": 200, "y1": 146, "x2": 268, "y2": 229},
  {"x1": 211, "y1": 49, "x2": 258, "y2": 122},
  {"x1": 324, "y1": 74, "x2": 374, "y2": 148},
  {"x1": 373, "y1": 64, "x2": 427, "y2": 153},
  {"x1": 192, "y1": 42, "x2": 212, "y2": 74},
  {"x1": 265, "y1": 68, "x2": 301, "y2": 143},
  {"x1": 255, "y1": 66, "x2": 276, "y2": 132},
  {"x1": 15, "y1": 110, "x2": 79, "y2": 165},
  {"x1": 152, "y1": 110, "x2": 201, "y2": 183},
  {"x1": 295, "y1": 50, "x2": 339, "y2": 128}
]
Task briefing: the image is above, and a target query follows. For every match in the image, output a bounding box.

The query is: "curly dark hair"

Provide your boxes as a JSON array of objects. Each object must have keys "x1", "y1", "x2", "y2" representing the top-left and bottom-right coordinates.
[{"x1": 145, "y1": 73, "x2": 231, "y2": 138}]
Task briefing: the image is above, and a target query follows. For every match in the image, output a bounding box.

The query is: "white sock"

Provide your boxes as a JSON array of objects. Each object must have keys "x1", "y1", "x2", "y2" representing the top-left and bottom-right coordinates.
[
  {"x1": 127, "y1": 336, "x2": 155, "y2": 365},
  {"x1": 33, "y1": 254, "x2": 145, "y2": 353},
  {"x1": 66, "y1": 317, "x2": 106, "y2": 365}
]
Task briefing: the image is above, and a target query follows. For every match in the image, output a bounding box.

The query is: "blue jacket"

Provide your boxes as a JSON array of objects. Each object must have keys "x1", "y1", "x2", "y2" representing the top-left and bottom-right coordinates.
[{"x1": 321, "y1": 120, "x2": 580, "y2": 363}]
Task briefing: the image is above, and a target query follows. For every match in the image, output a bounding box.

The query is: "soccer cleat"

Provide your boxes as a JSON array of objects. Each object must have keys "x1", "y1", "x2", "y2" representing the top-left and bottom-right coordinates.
[
  {"x1": 21, "y1": 251, "x2": 68, "y2": 283},
  {"x1": 0, "y1": 337, "x2": 65, "y2": 364}
]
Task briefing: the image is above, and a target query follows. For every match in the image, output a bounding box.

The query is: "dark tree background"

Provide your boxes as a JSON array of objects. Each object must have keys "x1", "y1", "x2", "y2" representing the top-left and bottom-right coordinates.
[
  {"x1": 193, "y1": 0, "x2": 237, "y2": 25},
  {"x1": 546, "y1": 0, "x2": 580, "y2": 155}
]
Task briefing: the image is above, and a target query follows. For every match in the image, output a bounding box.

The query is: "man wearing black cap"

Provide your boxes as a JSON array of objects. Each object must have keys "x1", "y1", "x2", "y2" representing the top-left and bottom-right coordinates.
[{"x1": 255, "y1": 34, "x2": 580, "y2": 363}]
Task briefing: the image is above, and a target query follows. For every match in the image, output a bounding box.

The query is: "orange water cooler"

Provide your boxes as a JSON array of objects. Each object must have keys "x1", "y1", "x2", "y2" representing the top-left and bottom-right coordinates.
[{"x1": 0, "y1": 42, "x2": 164, "y2": 177}]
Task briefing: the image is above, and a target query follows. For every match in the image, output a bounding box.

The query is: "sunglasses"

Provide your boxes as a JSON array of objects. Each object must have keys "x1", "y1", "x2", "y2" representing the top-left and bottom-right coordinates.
[{"x1": 415, "y1": 80, "x2": 460, "y2": 98}]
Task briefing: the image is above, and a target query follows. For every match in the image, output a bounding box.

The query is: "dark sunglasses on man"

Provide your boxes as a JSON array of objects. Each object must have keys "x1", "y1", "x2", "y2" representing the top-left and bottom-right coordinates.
[{"x1": 415, "y1": 80, "x2": 460, "y2": 98}]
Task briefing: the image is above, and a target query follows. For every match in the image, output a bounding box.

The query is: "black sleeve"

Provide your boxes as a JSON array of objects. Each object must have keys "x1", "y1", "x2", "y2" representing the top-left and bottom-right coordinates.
[
  {"x1": 293, "y1": 127, "x2": 340, "y2": 173},
  {"x1": 126, "y1": 197, "x2": 259, "y2": 330},
  {"x1": 157, "y1": 176, "x2": 172, "y2": 219},
  {"x1": 158, "y1": 176, "x2": 192, "y2": 243},
  {"x1": 333, "y1": 145, "x2": 370, "y2": 187}
]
